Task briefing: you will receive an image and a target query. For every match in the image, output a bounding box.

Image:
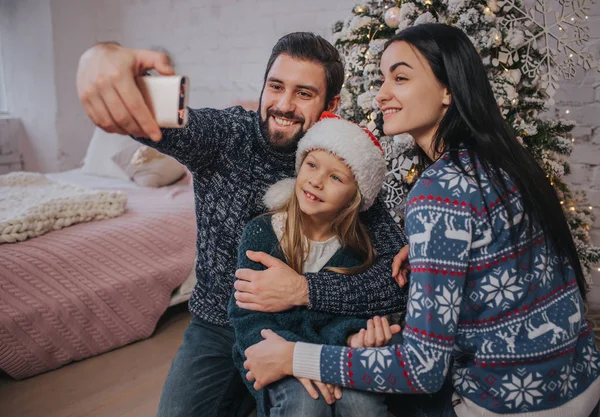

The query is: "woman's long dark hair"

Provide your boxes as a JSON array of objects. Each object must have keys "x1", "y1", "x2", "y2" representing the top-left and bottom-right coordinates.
[{"x1": 385, "y1": 23, "x2": 586, "y2": 298}]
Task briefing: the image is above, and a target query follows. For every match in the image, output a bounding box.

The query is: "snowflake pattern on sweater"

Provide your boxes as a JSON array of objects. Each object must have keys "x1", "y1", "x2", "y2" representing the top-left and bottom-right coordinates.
[{"x1": 316, "y1": 151, "x2": 600, "y2": 413}]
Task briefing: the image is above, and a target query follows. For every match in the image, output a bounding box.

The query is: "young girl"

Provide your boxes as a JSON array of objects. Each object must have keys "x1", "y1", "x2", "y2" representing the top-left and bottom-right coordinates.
[
  {"x1": 242, "y1": 23, "x2": 600, "y2": 417},
  {"x1": 228, "y1": 112, "x2": 393, "y2": 417}
]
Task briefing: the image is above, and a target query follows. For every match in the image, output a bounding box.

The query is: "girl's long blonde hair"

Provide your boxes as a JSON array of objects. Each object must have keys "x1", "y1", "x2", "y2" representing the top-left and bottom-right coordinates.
[{"x1": 274, "y1": 179, "x2": 377, "y2": 275}]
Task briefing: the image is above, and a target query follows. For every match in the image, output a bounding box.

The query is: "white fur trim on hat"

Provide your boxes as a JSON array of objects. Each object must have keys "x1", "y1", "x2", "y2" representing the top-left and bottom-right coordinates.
[
  {"x1": 263, "y1": 178, "x2": 296, "y2": 211},
  {"x1": 295, "y1": 118, "x2": 386, "y2": 211}
]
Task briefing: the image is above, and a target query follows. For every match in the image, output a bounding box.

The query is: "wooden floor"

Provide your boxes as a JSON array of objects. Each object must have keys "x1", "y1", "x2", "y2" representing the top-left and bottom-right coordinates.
[
  {"x1": 1, "y1": 305, "x2": 598, "y2": 417},
  {"x1": 0, "y1": 304, "x2": 191, "y2": 417}
]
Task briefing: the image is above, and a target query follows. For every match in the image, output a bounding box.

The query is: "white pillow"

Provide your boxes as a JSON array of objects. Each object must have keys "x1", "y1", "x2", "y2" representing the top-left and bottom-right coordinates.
[
  {"x1": 112, "y1": 143, "x2": 186, "y2": 187},
  {"x1": 81, "y1": 128, "x2": 138, "y2": 180}
]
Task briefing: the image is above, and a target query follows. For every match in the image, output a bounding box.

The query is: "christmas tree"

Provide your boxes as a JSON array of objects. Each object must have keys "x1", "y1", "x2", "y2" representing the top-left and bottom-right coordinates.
[{"x1": 333, "y1": 0, "x2": 600, "y2": 286}]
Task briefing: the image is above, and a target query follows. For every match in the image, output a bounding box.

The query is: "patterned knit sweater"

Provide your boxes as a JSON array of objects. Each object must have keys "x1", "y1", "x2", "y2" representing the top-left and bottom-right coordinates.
[
  {"x1": 293, "y1": 151, "x2": 600, "y2": 416},
  {"x1": 135, "y1": 106, "x2": 408, "y2": 326},
  {"x1": 229, "y1": 214, "x2": 376, "y2": 417}
]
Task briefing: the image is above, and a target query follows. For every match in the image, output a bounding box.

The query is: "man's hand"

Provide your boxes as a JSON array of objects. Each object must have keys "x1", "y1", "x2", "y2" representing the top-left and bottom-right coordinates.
[
  {"x1": 244, "y1": 329, "x2": 295, "y2": 390},
  {"x1": 391, "y1": 244, "x2": 410, "y2": 287},
  {"x1": 76, "y1": 42, "x2": 174, "y2": 142},
  {"x1": 347, "y1": 316, "x2": 401, "y2": 348},
  {"x1": 234, "y1": 250, "x2": 309, "y2": 312},
  {"x1": 297, "y1": 378, "x2": 341, "y2": 404}
]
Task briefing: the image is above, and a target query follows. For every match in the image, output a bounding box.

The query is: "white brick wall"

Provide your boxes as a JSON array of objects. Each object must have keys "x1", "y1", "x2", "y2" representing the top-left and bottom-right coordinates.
[
  {"x1": 47, "y1": 0, "x2": 356, "y2": 170},
  {"x1": 549, "y1": 2, "x2": 600, "y2": 305},
  {"x1": 96, "y1": 0, "x2": 357, "y2": 109}
]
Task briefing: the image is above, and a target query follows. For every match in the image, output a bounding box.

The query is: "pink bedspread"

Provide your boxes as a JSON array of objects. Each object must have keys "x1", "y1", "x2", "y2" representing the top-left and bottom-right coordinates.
[{"x1": 0, "y1": 186, "x2": 196, "y2": 379}]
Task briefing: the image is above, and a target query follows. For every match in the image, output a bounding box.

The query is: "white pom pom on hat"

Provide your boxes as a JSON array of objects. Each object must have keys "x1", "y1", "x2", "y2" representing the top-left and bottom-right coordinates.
[
  {"x1": 263, "y1": 112, "x2": 386, "y2": 212},
  {"x1": 263, "y1": 178, "x2": 296, "y2": 211}
]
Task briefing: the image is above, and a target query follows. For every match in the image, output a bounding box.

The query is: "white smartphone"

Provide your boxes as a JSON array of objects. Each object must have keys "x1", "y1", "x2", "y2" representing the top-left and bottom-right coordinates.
[{"x1": 136, "y1": 75, "x2": 189, "y2": 128}]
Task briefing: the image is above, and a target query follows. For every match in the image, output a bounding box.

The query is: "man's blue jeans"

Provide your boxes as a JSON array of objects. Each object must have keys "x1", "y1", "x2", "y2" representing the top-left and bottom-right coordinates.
[{"x1": 156, "y1": 316, "x2": 254, "y2": 417}]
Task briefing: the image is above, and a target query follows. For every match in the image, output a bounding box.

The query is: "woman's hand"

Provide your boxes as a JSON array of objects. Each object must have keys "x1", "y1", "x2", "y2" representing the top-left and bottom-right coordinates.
[
  {"x1": 297, "y1": 378, "x2": 342, "y2": 404},
  {"x1": 244, "y1": 329, "x2": 295, "y2": 390},
  {"x1": 392, "y1": 244, "x2": 410, "y2": 287},
  {"x1": 347, "y1": 316, "x2": 401, "y2": 348}
]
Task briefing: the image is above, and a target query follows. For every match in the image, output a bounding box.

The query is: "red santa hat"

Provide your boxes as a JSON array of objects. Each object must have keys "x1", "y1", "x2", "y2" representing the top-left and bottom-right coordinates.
[{"x1": 264, "y1": 111, "x2": 386, "y2": 212}]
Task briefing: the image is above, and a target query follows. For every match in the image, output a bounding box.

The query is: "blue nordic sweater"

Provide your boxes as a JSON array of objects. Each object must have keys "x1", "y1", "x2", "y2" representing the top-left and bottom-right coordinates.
[{"x1": 294, "y1": 151, "x2": 600, "y2": 416}]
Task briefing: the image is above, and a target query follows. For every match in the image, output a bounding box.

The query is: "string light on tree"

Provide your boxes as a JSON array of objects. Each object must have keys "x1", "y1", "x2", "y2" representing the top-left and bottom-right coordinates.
[
  {"x1": 353, "y1": 4, "x2": 368, "y2": 13},
  {"x1": 405, "y1": 167, "x2": 419, "y2": 184}
]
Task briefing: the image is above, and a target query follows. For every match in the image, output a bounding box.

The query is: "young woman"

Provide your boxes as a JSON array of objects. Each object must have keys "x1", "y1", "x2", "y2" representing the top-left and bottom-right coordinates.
[
  {"x1": 228, "y1": 112, "x2": 398, "y2": 417},
  {"x1": 242, "y1": 23, "x2": 600, "y2": 417}
]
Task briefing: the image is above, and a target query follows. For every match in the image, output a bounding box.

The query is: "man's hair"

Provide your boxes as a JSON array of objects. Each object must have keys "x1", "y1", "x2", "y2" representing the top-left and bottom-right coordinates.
[{"x1": 264, "y1": 32, "x2": 344, "y2": 105}]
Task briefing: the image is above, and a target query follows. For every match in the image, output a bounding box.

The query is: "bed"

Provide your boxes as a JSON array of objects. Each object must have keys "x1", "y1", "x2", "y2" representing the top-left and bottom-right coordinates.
[{"x1": 0, "y1": 167, "x2": 197, "y2": 379}]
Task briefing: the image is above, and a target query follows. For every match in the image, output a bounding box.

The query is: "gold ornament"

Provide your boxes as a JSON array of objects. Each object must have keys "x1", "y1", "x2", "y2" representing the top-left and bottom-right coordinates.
[{"x1": 384, "y1": 6, "x2": 401, "y2": 28}]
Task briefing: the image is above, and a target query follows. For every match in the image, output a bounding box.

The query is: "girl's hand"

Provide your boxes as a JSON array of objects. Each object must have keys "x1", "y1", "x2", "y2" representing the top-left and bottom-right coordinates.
[
  {"x1": 244, "y1": 329, "x2": 295, "y2": 390},
  {"x1": 392, "y1": 245, "x2": 410, "y2": 287},
  {"x1": 347, "y1": 316, "x2": 401, "y2": 348},
  {"x1": 297, "y1": 378, "x2": 341, "y2": 404}
]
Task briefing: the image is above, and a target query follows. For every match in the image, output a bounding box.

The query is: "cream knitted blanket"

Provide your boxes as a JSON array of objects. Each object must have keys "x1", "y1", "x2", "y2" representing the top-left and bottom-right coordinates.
[{"x1": 0, "y1": 172, "x2": 127, "y2": 244}]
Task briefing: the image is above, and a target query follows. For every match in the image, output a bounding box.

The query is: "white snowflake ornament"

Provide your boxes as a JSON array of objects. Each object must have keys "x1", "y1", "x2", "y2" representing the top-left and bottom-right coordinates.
[{"x1": 497, "y1": 0, "x2": 598, "y2": 99}]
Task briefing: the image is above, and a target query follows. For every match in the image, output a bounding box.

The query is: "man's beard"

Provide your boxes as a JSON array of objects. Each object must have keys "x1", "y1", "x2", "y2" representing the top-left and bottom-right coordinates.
[{"x1": 259, "y1": 107, "x2": 307, "y2": 153}]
